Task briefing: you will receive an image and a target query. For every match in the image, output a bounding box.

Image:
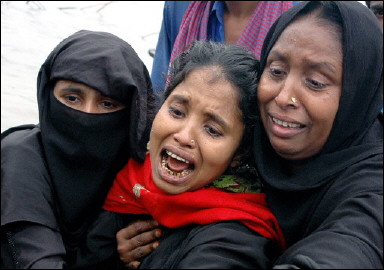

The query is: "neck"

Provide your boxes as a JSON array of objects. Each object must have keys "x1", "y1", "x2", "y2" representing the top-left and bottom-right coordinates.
[{"x1": 224, "y1": 1, "x2": 259, "y2": 17}]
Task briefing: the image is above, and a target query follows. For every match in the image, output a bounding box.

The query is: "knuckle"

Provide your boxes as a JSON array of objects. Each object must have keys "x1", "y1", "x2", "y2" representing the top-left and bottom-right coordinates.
[
  {"x1": 132, "y1": 221, "x2": 142, "y2": 232},
  {"x1": 135, "y1": 247, "x2": 145, "y2": 258}
]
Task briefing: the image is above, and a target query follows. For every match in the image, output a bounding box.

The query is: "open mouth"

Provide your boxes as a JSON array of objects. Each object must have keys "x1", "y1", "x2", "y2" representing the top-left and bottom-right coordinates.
[{"x1": 161, "y1": 150, "x2": 195, "y2": 177}]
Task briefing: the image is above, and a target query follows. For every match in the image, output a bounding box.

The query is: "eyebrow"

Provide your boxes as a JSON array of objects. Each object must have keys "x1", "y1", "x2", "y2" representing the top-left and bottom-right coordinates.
[
  {"x1": 171, "y1": 94, "x2": 189, "y2": 103},
  {"x1": 268, "y1": 50, "x2": 286, "y2": 62},
  {"x1": 171, "y1": 94, "x2": 230, "y2": 130},
  {"x1": 269, "y1": 50, "x2": 337, "y2": 73},
  {"x1": 60, "y1": 86, "x2": 83, "y2": 94},
  {"x1": 302, "y1": 59, "x2": 338, "y2": 74},
  {"x1": 205, "y1": 111, "x2": 229, "y2": 130}
]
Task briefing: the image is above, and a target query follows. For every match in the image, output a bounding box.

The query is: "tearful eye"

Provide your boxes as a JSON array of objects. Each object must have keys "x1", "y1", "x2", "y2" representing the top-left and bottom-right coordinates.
[
  {"x1": 169, "y1": 107, "x2": 185, "y2": 118},
  {"x1": 306, "y1": 79, "x2": 327, "y2": 90},
  {"x1": 204, "y1": 126, "x2": 222, "y2": 138},
  {"x1": 270, "y1": 68, "x2": 284, "y2": 75}
]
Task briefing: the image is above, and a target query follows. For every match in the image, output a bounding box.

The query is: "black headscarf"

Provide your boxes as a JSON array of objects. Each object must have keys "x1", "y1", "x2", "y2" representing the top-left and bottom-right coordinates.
[
  {"x1": 253, "y1": 1, "x2": 383, "y2": 191},
  {"x1": 36, "y1": 30, "x2": 153, "y2": 245}
]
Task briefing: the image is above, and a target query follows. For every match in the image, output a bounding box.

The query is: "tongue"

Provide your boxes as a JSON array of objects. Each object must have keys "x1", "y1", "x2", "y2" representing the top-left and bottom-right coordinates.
[{"x1": 167, "y1": 156, "x2": 190, "y2": 172}]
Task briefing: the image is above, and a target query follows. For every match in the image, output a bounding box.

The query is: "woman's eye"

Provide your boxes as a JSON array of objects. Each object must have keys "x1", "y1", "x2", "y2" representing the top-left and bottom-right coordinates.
[
  {"x1": 169, "y1": 107, "x2": 184, "y2": 118},
  {"x1": 269, "y1": 68, "x2": 285, "y2": 78},
  {"x1": 306, "y1": 79, "x2": 327, "y2": 90},
  {"x1": 204, "y1": 126, "x2": 222, "y2": 138},
  {"x1": 101, "y1": 100, "x2": 117, "y2": 109},
  {"x1": 65, "y1": 95, "x2": 79, "y2": 103}
]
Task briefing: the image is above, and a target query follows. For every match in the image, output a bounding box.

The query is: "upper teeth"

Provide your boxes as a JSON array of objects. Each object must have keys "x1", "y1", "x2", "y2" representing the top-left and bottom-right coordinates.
[
  {"x1": 166, "y1": 150, "x2": 190, "y2": 164},
  {"x1": 272, "y1": 117, "x2": 301, "y2": 128}
]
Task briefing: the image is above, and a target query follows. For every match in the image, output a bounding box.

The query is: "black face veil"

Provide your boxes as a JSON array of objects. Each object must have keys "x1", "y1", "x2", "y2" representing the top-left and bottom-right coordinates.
[{"x1": 36, "y1": 30, "x2": 153, "y2": 244}]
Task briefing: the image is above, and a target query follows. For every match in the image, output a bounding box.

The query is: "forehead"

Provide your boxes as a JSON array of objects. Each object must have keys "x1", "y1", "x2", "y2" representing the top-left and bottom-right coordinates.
[
  {"x1": 273, "y1": 15, "x2": 343, "y2": 58},
  {"x1": 178, "y1": 67, "x2": 238, "y2": 101},
  {"x1": 170, "y1": 67, "x2": 242, "y2": 116},
  {"x1": 54, "y1": 80, "x2": 102, "y2": 96}
]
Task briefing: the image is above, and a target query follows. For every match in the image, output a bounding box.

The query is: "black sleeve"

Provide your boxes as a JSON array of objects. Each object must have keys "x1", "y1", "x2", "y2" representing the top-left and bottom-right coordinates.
[
  {"x1": 175, "y1": 221, "x2": 279, "y2": 269},
  {"x1": 71, "y1": 210, "x2": 126, "y2": 269},
  {"x1": 71, "y1": 211, "x2": 151, "y2": 269},
  {"x1": 1, "y1": 222, "x2": 66, "y2": 269},
  {"x1": 140, "y1": 221, "x2": 279, "y2": 269}
]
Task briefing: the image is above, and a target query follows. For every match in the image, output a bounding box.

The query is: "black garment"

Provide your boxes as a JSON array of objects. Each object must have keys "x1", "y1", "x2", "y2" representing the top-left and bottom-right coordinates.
[
  {"x1": 140, "y1": 221, "x2": 279, "y2": 269},
  {"x1": 253, "y1": 1, "x2": 383, "y2": 268},
  {"x1": 75, "y1": 210, "x2": 280, "y2": 269},
  {"x1": 1, "y1": 30, "x2": 153, "y2": 268}
]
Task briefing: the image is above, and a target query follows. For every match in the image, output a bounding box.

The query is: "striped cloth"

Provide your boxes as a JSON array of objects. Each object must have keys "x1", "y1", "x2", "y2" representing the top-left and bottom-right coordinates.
[{"x1": 169, "y1": 1, "x2": 293, "y2": 78}]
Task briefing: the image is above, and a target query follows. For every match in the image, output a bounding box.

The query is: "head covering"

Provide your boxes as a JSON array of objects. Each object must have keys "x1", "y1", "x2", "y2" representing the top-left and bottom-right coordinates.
[
  {"x1": 253, "y1": 1, "x2": 383, "y2": 191},
  {"x1": 36, "y1": 30, "x2": 153, "y2": 245}
]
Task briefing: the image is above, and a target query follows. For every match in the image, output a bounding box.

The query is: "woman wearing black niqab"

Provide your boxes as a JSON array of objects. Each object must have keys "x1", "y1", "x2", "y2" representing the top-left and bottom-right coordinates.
[
  {"x1": 1, "y1": 30, "x2": 154, "y2": 268},
  {"x1": 253, "y1": 1, "x2": 383, "y2": 268}
]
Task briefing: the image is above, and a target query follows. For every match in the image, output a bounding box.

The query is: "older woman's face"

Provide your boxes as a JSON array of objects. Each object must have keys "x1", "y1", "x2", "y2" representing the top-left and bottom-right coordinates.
[{"x1": 258, "y1": 16, "x2": 343, "y2": 160}]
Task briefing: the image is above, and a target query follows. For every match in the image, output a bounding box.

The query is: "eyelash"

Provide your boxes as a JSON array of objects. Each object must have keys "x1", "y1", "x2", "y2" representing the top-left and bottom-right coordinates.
[
  {"x1": 305, "y1": 79, "x2": 327, "y2": 90},
  {"x1": 168, "y1": 107, "x2": 223, "y2": 138},
  {"x1": 64, "y1": 95, "x2": 79, "y2": 103},
  {"x1": 168, "y1": 107, "x2": 184, "y2": 118},
  {"x1": 64, "y1": 95, "x2": 119, "y2": 109},
  {"x1": 269, "y1": 68, "x2": 328, "y2": 91},
  {"x1": 204, "y1": 126, "x2": 222, "y2": 138}
]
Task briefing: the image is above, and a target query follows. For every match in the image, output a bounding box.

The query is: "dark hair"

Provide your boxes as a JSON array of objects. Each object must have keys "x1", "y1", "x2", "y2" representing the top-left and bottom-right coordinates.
[
  {"x1": 366, "y1": 1, "x2": 371, "y2": 8},
  {"x1": 162, "y1": 40, "x2": 260, "y2": 172}
]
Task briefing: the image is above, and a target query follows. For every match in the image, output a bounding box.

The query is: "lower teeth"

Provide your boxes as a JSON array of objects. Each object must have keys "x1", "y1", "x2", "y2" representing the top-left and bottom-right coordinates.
[{"x1": 162, "y1": 156, "x2": 191, "y2": 177}]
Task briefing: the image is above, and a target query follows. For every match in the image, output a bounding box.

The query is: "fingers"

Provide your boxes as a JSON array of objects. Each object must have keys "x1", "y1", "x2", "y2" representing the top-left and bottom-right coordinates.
[
  {"x1": 126, "y1": 261, "x2": 141, "y2": 269},
  {"x1": 118, "y1": 239, "x2": 160, "y2": 264},
  {"x1": 116, "y1": 219, "x2": 162, "y2": 264},
  {"x1": 117, "y1": 219, "x2": 159, "y2": 240}
]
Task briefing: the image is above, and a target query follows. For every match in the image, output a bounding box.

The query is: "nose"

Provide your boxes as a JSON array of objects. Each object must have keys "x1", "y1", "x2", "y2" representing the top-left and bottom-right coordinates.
[
  {"x1": 274, "y1": 75, "x2": 299, "y2": 109},
  {"x1": 173, "y1": 122, "x2": 197, "y2": 149},
  {"x1": 82, "y1": 101, "x2": 99, "y2": 113}
]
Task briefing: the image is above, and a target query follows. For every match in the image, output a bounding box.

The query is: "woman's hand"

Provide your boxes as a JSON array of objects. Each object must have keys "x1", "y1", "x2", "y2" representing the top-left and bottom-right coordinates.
[{"x1": 116, "y1": 219, "x2": 162, "y2": 269}]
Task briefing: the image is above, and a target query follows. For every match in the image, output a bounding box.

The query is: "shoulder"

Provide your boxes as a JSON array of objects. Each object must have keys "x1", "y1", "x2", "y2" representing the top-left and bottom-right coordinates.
[
  {"x1": 2, "y1": 125, "x2": 48, "y2": 175},
  {"x1": 2, "y1": 124, "x2": 41, "y2": 152},
  {"x1": 332, "y1": 152, "x2": 382, "y2": 194},
  {"x1": 1, "y1": 125, "x2": 57, "y2": 229},
  {"x1": 164, "y1": 1, "x2": 190, "y2": 15}
]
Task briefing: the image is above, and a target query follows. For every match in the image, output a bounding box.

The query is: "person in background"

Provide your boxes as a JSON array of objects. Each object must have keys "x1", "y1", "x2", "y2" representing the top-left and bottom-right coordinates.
[
  {"x1": 366, "y1": 1, "x2": 383, "y2": 30},
  {"x1": 115, "y1": 1, "x2": 383, "y2": 269},
  {"x1": 1, "y1": 30, "x2": 153, "y2": 269},
  {"x1": 150, "y1": 1, "x2": 297, "y2": 93}
]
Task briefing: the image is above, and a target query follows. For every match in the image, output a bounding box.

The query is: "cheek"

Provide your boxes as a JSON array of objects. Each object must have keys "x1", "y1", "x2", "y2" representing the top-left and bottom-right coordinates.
[
  {"x1": 201, "y1": 135, "x2": 243, "y2": 176},
  {"x1": 257, "y1": 74, "x2": 277, "y2": 104},
  {"x1": 308, "y1": 91, "x2": 339, "y2": 126},
  {"x1": 149, "y1": 112, "x2": 169, "y2": 148}
]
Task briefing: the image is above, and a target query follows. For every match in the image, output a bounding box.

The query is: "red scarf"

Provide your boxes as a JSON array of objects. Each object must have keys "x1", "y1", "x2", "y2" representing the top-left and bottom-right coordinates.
[{"x1": 103, "y1": 154, "x2": 286, "y2": 250}]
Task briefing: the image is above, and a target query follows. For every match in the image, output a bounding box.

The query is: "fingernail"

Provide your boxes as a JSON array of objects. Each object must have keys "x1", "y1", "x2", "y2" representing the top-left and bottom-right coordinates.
[
  {"x1": 153, "y1": 241, "x2": 159, "y2": 249},
  {"x1": 155, "y1": 229, "x2": 162, "y2": 238}
]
